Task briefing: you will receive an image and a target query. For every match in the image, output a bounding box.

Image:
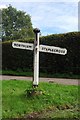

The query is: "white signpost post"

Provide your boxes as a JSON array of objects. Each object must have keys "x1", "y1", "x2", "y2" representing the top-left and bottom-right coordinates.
[{"x1": 12, "y1": 28, "x2": 67, "y2": 88}]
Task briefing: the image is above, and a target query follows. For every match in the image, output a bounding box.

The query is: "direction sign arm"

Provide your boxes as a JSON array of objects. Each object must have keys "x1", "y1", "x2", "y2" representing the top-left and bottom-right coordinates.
[
  {"x1": 39, "y1": 44, "x2": 67, "y2": 55},
  {"x1": 12, "y1": 42, "x2": 33, "y2": 51}
]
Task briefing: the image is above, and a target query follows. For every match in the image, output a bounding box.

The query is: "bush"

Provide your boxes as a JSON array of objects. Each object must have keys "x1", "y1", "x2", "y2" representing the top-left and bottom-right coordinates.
[{"x1": 2, "y1": 32, "x2": 80, "y2": 75}]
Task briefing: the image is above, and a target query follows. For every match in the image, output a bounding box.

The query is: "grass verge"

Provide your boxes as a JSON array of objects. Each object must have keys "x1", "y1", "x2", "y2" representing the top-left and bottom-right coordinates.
[{"x1": 2, "y1": 80, "x2": 80, "y2": 119}]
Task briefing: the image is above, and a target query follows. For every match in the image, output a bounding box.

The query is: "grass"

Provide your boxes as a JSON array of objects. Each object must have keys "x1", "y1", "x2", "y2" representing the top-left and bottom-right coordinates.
[
  {"x1": 2, "y1": 80, "x2": 80, "y2": 119},
  {"x1": 1, "y1": 70, "x2": 80, "y2": 79},
  {"x1": 0, "y1": 78, "x2": 2, "y2": 119}
]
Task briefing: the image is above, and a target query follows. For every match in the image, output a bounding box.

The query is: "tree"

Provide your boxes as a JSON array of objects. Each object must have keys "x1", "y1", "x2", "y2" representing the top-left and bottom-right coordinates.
[
  {"x1": 2, "y1": 5, "x2": 34, "y2": 41},
  {"x1": 0, "y1": 9, "x2": 2, "y2": 41}
]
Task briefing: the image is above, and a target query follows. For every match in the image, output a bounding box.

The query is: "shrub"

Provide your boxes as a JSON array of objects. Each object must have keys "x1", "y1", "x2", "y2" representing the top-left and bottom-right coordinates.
[{"x1": 2, "y1": 32, "x2": 80, "y2": 75}]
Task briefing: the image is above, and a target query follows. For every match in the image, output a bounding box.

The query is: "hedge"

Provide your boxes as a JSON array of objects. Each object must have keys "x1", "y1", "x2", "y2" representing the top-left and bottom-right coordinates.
[{"x1": 2, "y1": 32, "x2": 80, "y2": 75}]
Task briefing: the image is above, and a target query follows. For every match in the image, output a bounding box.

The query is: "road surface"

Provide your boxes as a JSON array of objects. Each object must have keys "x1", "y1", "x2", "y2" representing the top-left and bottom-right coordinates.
[{"x1": 0, "y1": 75, "x2": 79, "y2": 85}]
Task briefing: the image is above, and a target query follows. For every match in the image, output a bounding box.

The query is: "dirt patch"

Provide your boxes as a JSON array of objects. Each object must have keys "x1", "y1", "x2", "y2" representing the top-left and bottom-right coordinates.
[{"x1": 24, "y1": 106, "x2": 79, "y2": 120}]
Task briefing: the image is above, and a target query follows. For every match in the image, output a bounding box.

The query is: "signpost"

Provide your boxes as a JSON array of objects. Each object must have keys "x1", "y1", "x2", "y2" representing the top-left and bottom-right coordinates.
[
  {"x1": 12, "y1": 42, "x2": 33, "y2": 51},
  {"x1": 12, "y1": 28, "x2": 67, "y2": 87}
]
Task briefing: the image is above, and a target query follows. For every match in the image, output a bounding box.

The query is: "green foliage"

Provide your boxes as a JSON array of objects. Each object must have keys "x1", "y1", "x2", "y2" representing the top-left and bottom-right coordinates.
[
  {"x1": 40, "y1": 32, "x2": 80, "y2": 75},
  {"x1": 1, "y1": 70, "x2": 80, "y2": 79},
  {"x1": 2, "y1": 31, "x2": 80, "y2": 75},
  {"x1": 2, "y1": 5, "x2": 34, "y2": 41},
  {"x1": 2, "y1": 40, "x2": 33, "y2": 71},
  {"x1": 2, "y1": 80, "x2": 79, "y2": 118},
  {"x1": 0, "y1": 9, "x2": 2, "y2": 41}
]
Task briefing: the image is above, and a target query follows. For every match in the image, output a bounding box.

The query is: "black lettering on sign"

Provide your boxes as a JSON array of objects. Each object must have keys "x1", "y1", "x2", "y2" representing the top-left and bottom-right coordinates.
[
  {"x1": 61, "y1": 50, "x2": 65, "y2": 53},
  {"x1": 53, "y1": 49, "x2": 58, "y2": 52},
  {"x1": 28, "y1": 45, "x2": 32, "y2": 48},
  {"x1": 47, "y1": 48, "x2": 53, "y2": 52},
  {"x1": 42, "y1": 47, "x2": 46, "y2": 50},
  {"x1": 26, "y1": 45, "x2": 29, "y2": 48},
  {"x1": 14, "y1": 43, "x2": 20, "y2": 47},
  {"x1": 20, "y1": 44, "x2": 25, "y2": 47}
]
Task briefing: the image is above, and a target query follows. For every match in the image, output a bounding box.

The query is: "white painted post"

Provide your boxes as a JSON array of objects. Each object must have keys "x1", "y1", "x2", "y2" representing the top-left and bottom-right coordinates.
[{"x1": 33, "y1": 28, "x2": 40, "y2": 87}]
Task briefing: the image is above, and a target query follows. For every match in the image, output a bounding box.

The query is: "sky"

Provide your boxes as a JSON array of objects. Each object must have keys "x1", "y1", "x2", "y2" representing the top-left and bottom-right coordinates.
[{"x1": 0, "y1": 0, "x2": 79, "y2": 36}]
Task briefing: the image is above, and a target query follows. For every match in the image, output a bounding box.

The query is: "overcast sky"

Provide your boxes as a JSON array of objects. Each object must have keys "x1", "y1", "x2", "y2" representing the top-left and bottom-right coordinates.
[{"x1": 0, "y1": 0, "x2": 79, "y2": 36}]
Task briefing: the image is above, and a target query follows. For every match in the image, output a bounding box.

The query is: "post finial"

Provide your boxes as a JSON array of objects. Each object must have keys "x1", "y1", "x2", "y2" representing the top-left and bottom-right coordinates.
[{"x1": 33, "y1": 28, "x2": 40, "y2": 33}]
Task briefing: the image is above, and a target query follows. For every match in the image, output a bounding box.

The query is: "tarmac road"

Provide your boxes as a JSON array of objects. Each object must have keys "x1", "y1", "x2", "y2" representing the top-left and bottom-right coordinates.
[{"x1": 0, "y1": 75, "x2": 79, "y2": 85}]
